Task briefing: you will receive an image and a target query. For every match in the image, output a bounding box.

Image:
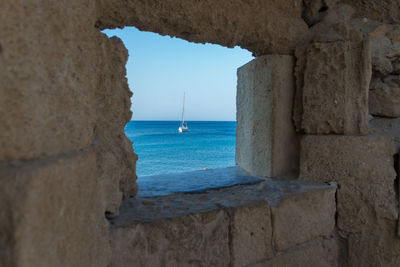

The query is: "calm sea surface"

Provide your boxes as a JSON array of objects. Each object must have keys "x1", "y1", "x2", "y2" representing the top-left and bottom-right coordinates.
[{"x1": 125, "y1": 121, "x2": 237, "y2": 177}]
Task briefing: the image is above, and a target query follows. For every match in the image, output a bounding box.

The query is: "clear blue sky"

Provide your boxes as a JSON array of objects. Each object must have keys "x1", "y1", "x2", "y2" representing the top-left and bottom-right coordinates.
[{"x1": 103, "y1": 27, "x2": 254, "y2": 121}]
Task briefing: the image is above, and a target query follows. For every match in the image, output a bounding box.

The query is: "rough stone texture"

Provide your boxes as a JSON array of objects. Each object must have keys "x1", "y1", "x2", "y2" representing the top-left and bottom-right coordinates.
[
  {"x1": 1, "y1": 1, "x2": 137, "y2": 266},
  {"x1": 272, "y1": 187, "x2": 336, "y2": 251},
  {"x1": 302, "y1": 0, "x2": 338, "y2": 26},
  {"x1": 307, "y1": 4, "x2": 362, "y2": 44},
  {"x1": 366, "y1": 25, "x2": 400, "y2": 117},
  {"x1": 95, "y1": 0, "x2": 310, "y2": 55},
  {"x1": 236, "y1": 55, "x2": 299, "y2": 178},
  {"x1": 369, "y1": 86, "x2": 400, "y2": 117},
  {"x1": 0, "y1": 1, "x2": 98, "y2": 163},
  {"x1": 4, "y1": 0, "x2": 400, "y2": 266},
  {"x1": 94, "y1": 35, "x2": 138, "y2": 209},
  {"x1": 339, "y1": 0, "x2": 400, "y2": 24},
  {"x1": 111, "y1": 210, "x2": 230, "y2": 267},
  {"x1": 294, "y1": 40, "x2": 371, "y2": 134},
  {"x1": 348, "y1": 234, "x2": 400, "y2": 267},
  {"x1": 231, "y1": 204, "x2": 273, "y2": 266},
  {"x1": 257, "y1": 238, "x2": 339, "y2": 267},
  {"x1": 300, "y1": 135, "x2": 398, "y2": 234},
  {"x1": 110, "y1": 176, "x2": 336, "y2": 266},
  {"x1": 0, "y1": 151, "x2": 110, "y2": 267},
  {"x1": 369, "y1": 117, "x2": 400, "y2": 151}
]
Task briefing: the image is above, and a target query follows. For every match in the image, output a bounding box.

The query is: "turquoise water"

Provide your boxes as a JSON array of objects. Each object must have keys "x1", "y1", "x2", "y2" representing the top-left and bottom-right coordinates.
[{"x1": 125, "y1": 121, "x2": 237, "y2": 177}]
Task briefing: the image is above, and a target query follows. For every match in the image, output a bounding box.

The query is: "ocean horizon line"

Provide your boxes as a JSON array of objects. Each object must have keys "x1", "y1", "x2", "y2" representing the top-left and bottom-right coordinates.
[{"x1": 130, "y1": 120, "x2": 236, "y2": 122}]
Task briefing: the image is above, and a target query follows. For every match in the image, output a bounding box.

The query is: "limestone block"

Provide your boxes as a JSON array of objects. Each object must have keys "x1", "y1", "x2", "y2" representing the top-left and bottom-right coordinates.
[
  {"x1": 95, "y1": 35, "x2": 138, "y2": 209},
  {"x1": 256, "y1": 238, "x2": 339, "y2": 267},
  {"x1": 110, "y1": 171, "x2": 337, "y2": 266},
  {"x1": 370, "y1": 36, "x2": 395, "y2": 76},
  {"x1": 272, "y1": 187, "x2": 336, "y2": 251},
  {"x1": 369, "y1": 86, "x2": 400, "y2": 118},
  {"x1": 236, "y1": 55, "x2": 299, "y2": 178},
  {"x1": 302, "y1": 0, "x2": 337, "y2": 26},
  {"x1": 348, "y1": 234, "x2": 400, "y2": 267},
  {"x1": 369, "y1": 117, "x2": 400, "y2": 150},
  {"x1": 300, "y1": 135, "x2": 398, "y2": 234},
  {"x1": 231, "y1": 204, "x2": 273, "y2": 266},
  {"x1": 0, "y1": 151, "x2": 110, "y2": 267},
  {"x1": 339, "y1": 0, "x2": 400, "y2": 24},
  {"x1": 364, "y1": 25, "x2": 400, "y2": 118},
  {"x1": 0, "y1": 1, "x2": 101, "y2": 163},
  {"x1": 295, "y1": 40, "x2": 371, "y2": 134},
  {"x1": 96, "y1": 0, "x2": 310, "y2": 56},
  {"x1": 110, "y1": 210, "x2": 230, "y2": 267}
]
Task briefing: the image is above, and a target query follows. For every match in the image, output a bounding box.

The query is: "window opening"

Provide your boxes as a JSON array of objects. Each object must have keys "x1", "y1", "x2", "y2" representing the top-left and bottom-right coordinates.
[{"x1": 102, "y1": 27, "x2": 256, "y2": 197}]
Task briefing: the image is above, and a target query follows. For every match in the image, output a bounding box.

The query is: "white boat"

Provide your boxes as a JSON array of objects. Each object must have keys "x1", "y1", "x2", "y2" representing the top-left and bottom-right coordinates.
[{"x1": 178, "y1": 92, "x2": 189, "y2": 133}]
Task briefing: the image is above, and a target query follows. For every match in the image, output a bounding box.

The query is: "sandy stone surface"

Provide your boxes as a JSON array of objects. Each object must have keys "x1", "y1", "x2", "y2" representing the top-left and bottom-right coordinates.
[
  {"x1": 272, "y1": 187, "x2": 336, "y2": 251},
  {"x1": 295, "y1": 40, "x2": 371, "y2": 134},
  {"x1": 0, "y1": 1, "x2": 98, "y2": 163},
  {"x1": 111, "y1": 210, "x2": 230, "y2": 267},
  {"x1": 0, "y1": 2, "x2": 137, "y2": 266},
  {"x1": 366, "y1": 24, "x2": 400, "y2": 118},
  {"x1": 231, "y1": 204, "x2": 273, "y2": 266},
  {"x1": 348, "y1": 233, "x2": 400, "y2": 267},
  {"x1": 339, "y1": 0, "x2": 400, "y2": 24},
  {"x1": 236, "y1": 55, "x2": 299, "y2": 178},
  {"x1": 257, "y1": 238, "x2": 339, "y2": 267},
  {"x1": 369, "y1": 86, "x2": 400, "y2": 117},
  {"x1": 369, "y1": 117, "x2": 400, "y2": 150},
  {"x1": 4, "y1": 0, "x2": 400, "y2": 266},
  {"x1": 0, "y1": 151, "x2": 110, "y2": 267},
  {"x1": 95, "y1": 0, "x2": 310, "y2": 55},
  {"x1": 110, "y1": 176, "x2": 336, "y2": 266},
  {"x1": 300, "y1": 135, "x2": 398, "y2": 234},
  {"x1": 94, "y1": 36, "x2": 138, "y2": 209}
]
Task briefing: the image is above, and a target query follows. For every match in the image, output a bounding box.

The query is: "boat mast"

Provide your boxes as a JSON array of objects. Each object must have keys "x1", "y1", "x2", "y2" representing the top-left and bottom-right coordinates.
[{"x1": 181, "y1": 92, "x2": 185, "y2": 125}]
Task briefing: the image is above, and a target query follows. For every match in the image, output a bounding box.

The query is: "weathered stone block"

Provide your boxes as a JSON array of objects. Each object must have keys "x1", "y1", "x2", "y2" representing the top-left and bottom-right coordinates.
[
  {"x1": 96, "y1": 0, "x2": 310, "y2": 55},
  {"x1": 369, "y1": 117, "x2": 400, "y2": 151},
  {"x1": 95, "y1": 36, "x2": 138, "y2": 209},
  {"x1": 365, "y1": 25, "x2": 400, "y2": 118},
  {"x1": 256, "y1": 238, "x2": 339, "y2": 267},
  {"x1": 272, "y1": 187, "x2": 336, "y2": 251},
  {"x1": 302, "y1": 0, "x2": 337, "y2": 26},
  {"x1": 339, "y1": 0, "x2": 400, "y2": 24},
  {"x1": 294, "y1": 40, "x2": 371, "y2": 134},
  {"x1": 369, "y1": 86, "x2": 400, "y2": 118},
  {"x1": 0, "y1": 151, "x2": 110, "y2": 267},
  {"x1": 348, "y1": 234, "x2": 400, "y2": 267},
  {"x1": 300, "y1": 135, "x2": 398, "y2": 234},
  {"x1": 110, "y1": 210, "x2": 230, "y2": 267},
  {"x1": 236, "y1": 55, "x2": 299, "y2": 178},
  {"x1": 231, "y1": 204, "x2": 273, "y2": 266},
  {"x1": 0, "y1": 1, "x2": 103, "y2": 163},
  {"x1": 110, "y1": 171, "x2": 337, "y2": 266}
]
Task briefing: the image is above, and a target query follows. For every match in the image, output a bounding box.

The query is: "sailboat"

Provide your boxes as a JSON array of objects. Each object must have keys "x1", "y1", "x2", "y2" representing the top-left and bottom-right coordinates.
[{"x1": 178, "y1": 92, "x2": 189, "y2": 133}]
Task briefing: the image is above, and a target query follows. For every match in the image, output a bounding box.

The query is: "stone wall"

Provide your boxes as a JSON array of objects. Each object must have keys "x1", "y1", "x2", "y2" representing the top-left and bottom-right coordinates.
[
  {"x1": 1, "y1": 1, "x2": 135, "y2": 266},
  {"x1": 293, "y1": 4, "x2": 400, "y2": 266},
  {"x1": 2, "y1": 0, "x2": 400, "y2": 266},
  {"x1": 110, "y1": 177, "x2": 337, "y2": 267},
  {"x1": 95, "y1": 0, "x2": 310, "y2": 55},
  {"x1": 236, "y1": 55, "x2": 299, "y2": 178}
]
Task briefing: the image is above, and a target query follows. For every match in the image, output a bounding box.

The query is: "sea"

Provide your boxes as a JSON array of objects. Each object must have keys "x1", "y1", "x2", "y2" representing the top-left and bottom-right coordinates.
[
  {"x1": 125, "y1": 121, "x2": 261, "y2": 196},
  {"x1": 125, "y1": 121, "x2": 237, "y2": 177}
]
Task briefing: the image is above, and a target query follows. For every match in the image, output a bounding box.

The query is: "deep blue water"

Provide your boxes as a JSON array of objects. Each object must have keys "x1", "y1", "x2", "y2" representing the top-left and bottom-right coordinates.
[{"x1": 125, "y1": 121, "x2": 236, "y2": 177}]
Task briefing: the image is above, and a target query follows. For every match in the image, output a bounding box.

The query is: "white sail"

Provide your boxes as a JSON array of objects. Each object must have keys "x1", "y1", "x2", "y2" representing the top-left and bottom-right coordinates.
[{"x1": 178, "y1": 92, "x2": 188, "y2": 132}]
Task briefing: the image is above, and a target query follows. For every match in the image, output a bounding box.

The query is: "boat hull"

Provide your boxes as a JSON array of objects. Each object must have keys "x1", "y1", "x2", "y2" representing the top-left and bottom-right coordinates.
[{"x1": 179, "y1": 126, "x2": 188, "y2": 133}]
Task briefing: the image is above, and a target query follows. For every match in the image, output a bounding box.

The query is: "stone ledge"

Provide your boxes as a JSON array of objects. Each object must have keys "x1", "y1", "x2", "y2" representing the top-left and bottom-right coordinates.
[
  {"x1": 110, "y1": 170, "x2": 336, "y2": 225},
  {"x1": 110, "y1": 170, "x2": 337, "y2": 266}
]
